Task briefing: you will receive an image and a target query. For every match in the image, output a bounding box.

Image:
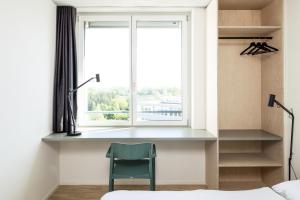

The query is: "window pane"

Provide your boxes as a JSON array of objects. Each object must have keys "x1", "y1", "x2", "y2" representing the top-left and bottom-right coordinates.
[
  {"x1": 136, "y1": 21, "x2": 183, "y2": 121},
  {"x1": 83, "y1": 21, "x2": 130, "y2": 122}
]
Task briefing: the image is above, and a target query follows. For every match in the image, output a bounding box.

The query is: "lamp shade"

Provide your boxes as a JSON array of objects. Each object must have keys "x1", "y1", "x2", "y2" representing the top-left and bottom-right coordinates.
[
  {"x1": 96, "y1": 74, "x2": 100, "y2": 82},
  {"x1": 268, "y1": 94, "x2": 276, "y2": 107}
]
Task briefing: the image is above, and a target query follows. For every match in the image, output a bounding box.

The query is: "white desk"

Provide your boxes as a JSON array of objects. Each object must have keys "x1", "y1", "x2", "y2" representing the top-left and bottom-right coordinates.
[{"x1": 42, "y1": 127, "x2": 217, "y2": 142}]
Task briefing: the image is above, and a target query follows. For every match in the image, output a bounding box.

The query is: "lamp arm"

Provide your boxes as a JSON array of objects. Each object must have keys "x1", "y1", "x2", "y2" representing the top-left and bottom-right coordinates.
[
  {"x1": 67, "y1": 77, "x2": 96, "y2": 131},
  {"x1": 274, "y1": 100, "x2": 295, "y2": 180},
  {"x1": 274, "y1": 100, "x2": 294, "y2": 117},
  {"x1": 289, "y1": 114, "x2": 295, "y2": 180},
  {"x1": 67, "y1": 92, "x2": 76, "y2": 133},
  {"x1": 69, "y1": 77, "x2": 95, "y2": 94},
  {"x1": 66, "y1": 74, "x2": 99, "y2": 136}
]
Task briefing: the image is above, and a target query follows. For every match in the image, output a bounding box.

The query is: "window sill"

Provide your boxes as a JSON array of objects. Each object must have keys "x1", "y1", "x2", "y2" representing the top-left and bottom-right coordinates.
[{"x1": 42, "y1": 127, "x2": 217, "y2": 142}]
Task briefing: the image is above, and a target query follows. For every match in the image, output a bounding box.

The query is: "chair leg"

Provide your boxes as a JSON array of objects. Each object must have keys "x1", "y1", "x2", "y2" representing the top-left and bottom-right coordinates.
[
  {"x1": 154, "y1": 172, "x2": 156, "y2": 189},
  {"x1": 109, "y1": 178, "x2": 114, "y2": 192},
  {"x1": 150, "y1": 178, "x2": 155, "y2": 191},
  {"x1": 152, "y1": 159, "x2": 156, "y2": 191}
]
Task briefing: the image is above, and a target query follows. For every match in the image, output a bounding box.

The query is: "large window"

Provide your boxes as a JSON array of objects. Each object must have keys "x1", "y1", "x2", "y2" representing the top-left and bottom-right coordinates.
[{"x1": 78, "y1": 15, "x2": 188, "y2": 126}]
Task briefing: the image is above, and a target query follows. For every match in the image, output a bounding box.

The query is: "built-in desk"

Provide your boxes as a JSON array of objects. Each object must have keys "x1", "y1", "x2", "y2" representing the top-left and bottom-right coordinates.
[
  {"x1": 42, "y1": 127, "x2": 217, "y2": 142},
  {"x1": 42, "y1": 127, "x2": 218, "y2": 189}
]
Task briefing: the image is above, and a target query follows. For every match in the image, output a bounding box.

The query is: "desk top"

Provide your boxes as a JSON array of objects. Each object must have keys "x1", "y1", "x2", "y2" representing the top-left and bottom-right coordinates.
[{"x1": 42, "y1": 127, "x2": 217, "y2": 142}]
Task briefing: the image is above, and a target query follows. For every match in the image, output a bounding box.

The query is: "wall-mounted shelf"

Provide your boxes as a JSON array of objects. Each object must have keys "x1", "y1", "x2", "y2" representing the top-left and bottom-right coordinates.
[
  {"x1": 219, "y1": 0, "x2": 274, "y2": 10},
  {"x1": 219, "y1": 153, "x2": 282, "y2": 167},
  {"x1": 219, "y1": 130, "x2": 282, "y2": 141},
  {"x1": 219, "y1": 26, "x2": 281, "y2": 37},
  {"x1": 219, "y1": 181, "x2": 266, "y2": 190}
]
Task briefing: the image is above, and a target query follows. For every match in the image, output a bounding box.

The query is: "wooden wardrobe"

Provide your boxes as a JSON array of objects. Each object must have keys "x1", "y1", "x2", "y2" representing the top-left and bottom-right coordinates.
[{"x1": 206, "y1": 0, "x2": 285, "y2": 190}]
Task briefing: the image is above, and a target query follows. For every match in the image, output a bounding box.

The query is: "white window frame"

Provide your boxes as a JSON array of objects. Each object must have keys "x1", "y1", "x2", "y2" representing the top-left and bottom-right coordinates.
[
  {"x1": 77, "y1": 14, "x2": 189, "y2": 127},
  {"x1": 77, "y1": 15, "x2": 132, "y2": 127},
  {"x1": 132, "y1": 15, "x2": 189, "y2": 126}
]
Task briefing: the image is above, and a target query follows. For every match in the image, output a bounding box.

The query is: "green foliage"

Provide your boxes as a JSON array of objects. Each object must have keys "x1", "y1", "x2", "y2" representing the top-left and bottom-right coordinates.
[
  {"x1": 87, "y1": 87, "x2": 181, "y2": 121},
  {"x1": 88, "y1": 88, "x2": 129, "y2": 121}
]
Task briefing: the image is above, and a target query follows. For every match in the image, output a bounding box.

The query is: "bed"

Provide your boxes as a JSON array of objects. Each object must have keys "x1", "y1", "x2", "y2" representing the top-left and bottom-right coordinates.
[{"x1": 101, "y1": 180, "x2": 300, "y2": 200}]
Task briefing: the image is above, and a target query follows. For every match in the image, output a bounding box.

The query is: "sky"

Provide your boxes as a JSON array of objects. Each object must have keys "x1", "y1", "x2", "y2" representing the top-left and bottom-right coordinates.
[{"x1": 84, "y1": 23, "x2": 182, "y2": 91}]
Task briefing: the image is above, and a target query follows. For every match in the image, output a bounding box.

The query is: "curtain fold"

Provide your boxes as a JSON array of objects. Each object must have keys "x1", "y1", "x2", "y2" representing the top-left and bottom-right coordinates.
[{"x1": 53, "y1": 6, "x2": 78, "y2": 133}]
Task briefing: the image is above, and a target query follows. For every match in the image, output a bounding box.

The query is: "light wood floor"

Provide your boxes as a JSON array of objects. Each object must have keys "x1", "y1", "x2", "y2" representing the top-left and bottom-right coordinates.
[{"x1": 48, "y1": 185, "x2": 205, "y2": 200}]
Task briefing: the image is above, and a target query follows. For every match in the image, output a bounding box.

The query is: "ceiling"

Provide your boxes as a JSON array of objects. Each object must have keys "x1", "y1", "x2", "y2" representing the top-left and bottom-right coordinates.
[
  {"x1": 53, "y1": 0, "x2": 213, "y2": 8},
  {"x1": 219, "y1": 0, "x2": 274, "y2": 10}
]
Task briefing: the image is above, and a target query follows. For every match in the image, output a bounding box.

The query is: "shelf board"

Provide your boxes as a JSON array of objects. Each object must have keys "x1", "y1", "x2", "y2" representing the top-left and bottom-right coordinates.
[
  {"x1": 219, "y1": 26, "x2": 281, "y2": 37},
  {"x1": 219, "y1": 153, "x2": 282, "y2": 168},
  {"x1": 42, "y1": 127, "x2": 217, "y2": 142},
  {"x1": 219, "y1": 181, "x2": 266, "y2": 190},
  {"x1": 219, "y1": 130, "x2": 282, "y2": 141},
  {"x1": 219, "y1": 0, "x2": 274, "y2": 10}
]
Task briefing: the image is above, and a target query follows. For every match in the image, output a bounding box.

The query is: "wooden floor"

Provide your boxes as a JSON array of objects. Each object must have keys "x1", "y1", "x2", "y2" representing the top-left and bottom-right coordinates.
[{"x1": 48, "y1": 185, "x2": 205, "y2": 200}]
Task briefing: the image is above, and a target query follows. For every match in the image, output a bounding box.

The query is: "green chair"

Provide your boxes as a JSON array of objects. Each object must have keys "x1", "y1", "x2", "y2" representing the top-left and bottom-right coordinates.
[{"x1": 106, "y1": 143, "x2": 156, "y2": 192}]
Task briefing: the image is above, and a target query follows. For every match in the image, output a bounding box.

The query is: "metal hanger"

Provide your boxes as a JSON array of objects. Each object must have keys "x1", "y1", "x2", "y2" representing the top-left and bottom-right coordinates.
[
  {"x1": 251, "y1": 42, "x2": 279, "y2": 55},
  {"x1": 240, "y1": 42, "x2": 256, "y2": 55},
  {"x1": 218, "y1": 36, "x2": 279, "y2": 56}
]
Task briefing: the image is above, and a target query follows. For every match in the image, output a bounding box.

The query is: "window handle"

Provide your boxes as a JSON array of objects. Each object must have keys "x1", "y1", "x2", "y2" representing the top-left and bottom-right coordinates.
[{"x1": 132, "y1": 82, "x2": 137, "y2": 92}]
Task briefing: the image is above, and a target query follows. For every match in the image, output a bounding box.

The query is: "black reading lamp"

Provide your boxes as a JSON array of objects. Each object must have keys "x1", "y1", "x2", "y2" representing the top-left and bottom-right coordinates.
[
  {"x1": 67, "y1": 74, "x2": 100, "y2": 136},
  {"x1": 268, "y1": 94, "x2": 295, "y2": 180}
]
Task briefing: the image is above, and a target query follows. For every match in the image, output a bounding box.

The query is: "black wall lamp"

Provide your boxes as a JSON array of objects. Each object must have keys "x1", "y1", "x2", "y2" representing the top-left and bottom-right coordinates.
[
  {"x1": 67, "y1": 74, "x2": 100, "y2": 136},
  {"x1": 268, "y1": 94, "x2": 296, "y2": 180}
]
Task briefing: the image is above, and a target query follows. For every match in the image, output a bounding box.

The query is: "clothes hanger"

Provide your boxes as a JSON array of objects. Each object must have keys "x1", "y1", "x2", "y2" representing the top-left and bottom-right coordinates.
[
  {"x1": 251, "y1": 42, "x2": 272, "y2": 55},
  {"x1": 246, "y1": 42, "x2": 262, "y2": 55},
  {"x1": 262, "y1": 42, "x2": 279, "y2": 52},
  {"x1": 240, "y1": 42, "x2": 256, "y2": 55},
  {"x1": 219, "y1": 36, "x2": 279, "y2": 56},
  {"x1": 252, "y1": 42, "x2": 279, "y2": 55}
]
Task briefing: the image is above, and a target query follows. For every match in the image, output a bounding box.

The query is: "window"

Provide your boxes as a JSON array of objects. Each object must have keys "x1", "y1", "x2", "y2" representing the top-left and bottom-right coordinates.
[{"x1": 78, "y1": 15, "x2": 189, "y2": 126}]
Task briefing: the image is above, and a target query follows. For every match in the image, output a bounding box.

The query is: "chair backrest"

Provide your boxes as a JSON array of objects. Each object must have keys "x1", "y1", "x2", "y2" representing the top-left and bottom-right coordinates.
[{"x1": 107, "y1": 143, "x2": 155, "y2": 160}]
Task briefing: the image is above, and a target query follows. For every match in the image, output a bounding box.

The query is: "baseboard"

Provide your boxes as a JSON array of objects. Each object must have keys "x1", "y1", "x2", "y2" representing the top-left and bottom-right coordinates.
[
  {"x1": 56, "y1": 184, "x2": 207, "y2": 191},
  {"x1": 60, "y1": 179, "x2": 206, "y2": 185},
  {"x1": 42, "y1": 184, "x2": 59, "y2": 200}
]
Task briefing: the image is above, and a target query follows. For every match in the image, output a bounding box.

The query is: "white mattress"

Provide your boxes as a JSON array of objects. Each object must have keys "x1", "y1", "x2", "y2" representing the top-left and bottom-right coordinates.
[{"x1": 102, "y1": 187, "x2": 286, "y2": 200}]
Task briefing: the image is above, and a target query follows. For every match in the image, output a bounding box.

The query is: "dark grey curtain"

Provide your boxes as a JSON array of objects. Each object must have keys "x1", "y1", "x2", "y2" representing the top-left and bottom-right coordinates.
[{"x1": 53, "y1": 6, "x2": 78, "y2": 133}]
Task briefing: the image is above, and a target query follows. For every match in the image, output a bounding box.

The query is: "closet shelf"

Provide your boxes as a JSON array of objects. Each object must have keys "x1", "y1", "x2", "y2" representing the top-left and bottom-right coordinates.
[
  {"x1": 219, "y1": 153, "x2": 282, "y2": 167},
  {"x1": 219, "y1": 129, "x2": 282, "y2": 141},
  {"x1": 219, "y1": 0, "x2": 274, "y2": 10},
  {"x1": 219, "y1": 26, "x2": 281, "y2": 37},
  {"x1": 219, "y1": 181, "x2": 266, "y2": 190}
]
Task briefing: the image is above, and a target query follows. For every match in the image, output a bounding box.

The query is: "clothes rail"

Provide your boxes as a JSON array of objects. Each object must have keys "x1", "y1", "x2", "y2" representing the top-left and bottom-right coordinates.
[{"x1": 219, "y1": 36, "x2": 273, "y2": 39}]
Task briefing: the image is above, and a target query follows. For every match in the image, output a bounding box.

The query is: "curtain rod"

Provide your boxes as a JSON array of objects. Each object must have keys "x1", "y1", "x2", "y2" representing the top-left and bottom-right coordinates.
[{"x1": 219, "y1": 36, "x2": 273, "y2": 40}]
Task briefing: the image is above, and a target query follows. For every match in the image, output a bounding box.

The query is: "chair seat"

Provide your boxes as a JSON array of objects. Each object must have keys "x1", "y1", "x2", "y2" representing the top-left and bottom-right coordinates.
[{"x1": 112, "y1": 160, "x2": 151, "y2": 179}]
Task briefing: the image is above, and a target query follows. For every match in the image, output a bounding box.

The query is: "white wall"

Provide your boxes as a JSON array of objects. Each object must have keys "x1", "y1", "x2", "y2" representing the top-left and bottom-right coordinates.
[
  {"x1": 191, "y1": 8, "x2": 206, "y2": 129},
  {"x1": 0, "y1": 0, "x2": 58, "y2": 199},
  {"x1": 205, "y1": 0, "x2": 218, "y2": 136},
  {"x1": 60, "y1": 141, "x2": 205, "y2": 185},
  {"x1": 285, "y1": 0, "x2": 300, "y2": 180}
]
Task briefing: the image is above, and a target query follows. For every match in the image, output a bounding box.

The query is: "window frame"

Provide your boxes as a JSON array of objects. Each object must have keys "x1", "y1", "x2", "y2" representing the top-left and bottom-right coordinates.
[
  {"x1": 132, "y1": 15, "x2": 189, "y2": 126},
  {"x1": 77, "y1": 15, "x2": 132, "y2": 127},
  {"x1": 77, "y1": 14, "x2": 189, "y2": 127}
]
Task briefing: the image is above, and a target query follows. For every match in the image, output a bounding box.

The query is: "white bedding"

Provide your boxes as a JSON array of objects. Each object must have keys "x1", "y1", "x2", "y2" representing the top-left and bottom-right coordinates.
[{"x1": 102, "y1": 187, "x2": 286, "y2": 200}]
